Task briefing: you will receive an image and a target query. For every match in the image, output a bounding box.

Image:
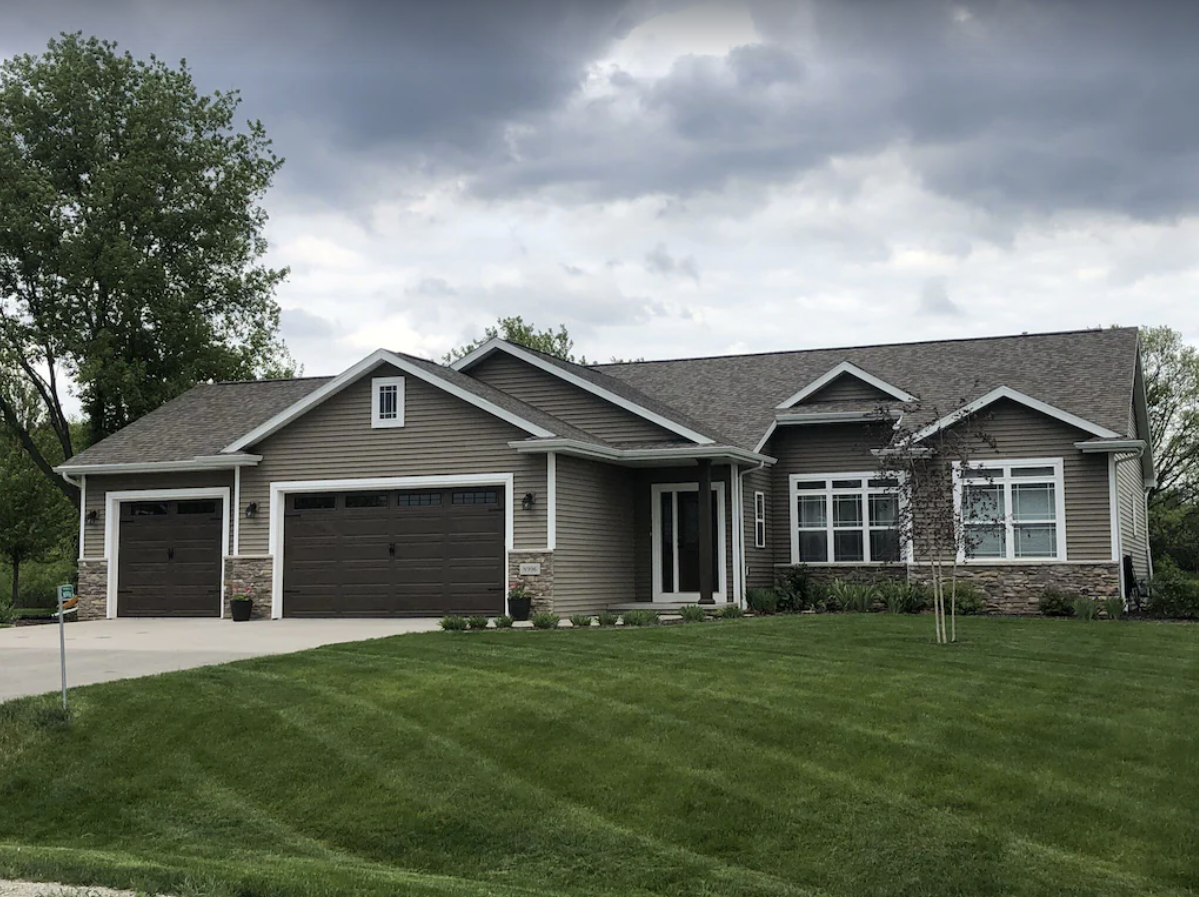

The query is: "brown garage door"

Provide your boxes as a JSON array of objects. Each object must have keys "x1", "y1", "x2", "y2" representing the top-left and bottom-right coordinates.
[
  {"x1": 117, "y1": 499, "x2": 224, "y2": 617},
  {"x1": 282, "y1": 487, "x2": 505, "y2": 617}
]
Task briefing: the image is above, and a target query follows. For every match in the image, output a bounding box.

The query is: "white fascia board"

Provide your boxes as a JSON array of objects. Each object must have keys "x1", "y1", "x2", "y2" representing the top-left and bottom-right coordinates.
[
  {"x1": 775, "y1": 410, "x2": 902, "y2": 426},
  {"x1": 752, "y1": 421, "x2": 777, "y2": 454},
  {"x1": 55, "y1": 455, "x2": 263, "y2": 475},
  {"x1": 452, "y1": 339, "x2": 715, "y2": 445},
  {"x1": 1074, "y1": 439, "x2": 1146, "y2": 454},
  {"x1": 509, "y1": 438, "x2": 775, "y2": 467},
  {"x1": 908, "y1": 386, "x2": 1121, "y2": 444},
  {"x1": 222, "y1": 348, "x2": 554, "y2": 454},
  {"x1": 775, "y1": 361, "x2": 916, "y2": 410}
]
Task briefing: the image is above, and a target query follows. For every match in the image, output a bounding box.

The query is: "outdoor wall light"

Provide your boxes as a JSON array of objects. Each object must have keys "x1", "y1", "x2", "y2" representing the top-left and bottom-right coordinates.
[
  {"x1": 85, "y1": 510, "x2": 98, "y2": 524},
  {"x1": 244, "y1": 502, "x2": 258, "y2": 518},
  {"x1": 521, "y1": 492, "x2": 535, "y2": 511}
]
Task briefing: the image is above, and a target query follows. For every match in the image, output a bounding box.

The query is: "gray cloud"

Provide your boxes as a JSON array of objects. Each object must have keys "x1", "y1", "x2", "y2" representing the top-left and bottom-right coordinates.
[
  {"x1": 406, "y1": 277, "x2": 458, "y2": 298},
  {"x1": 645, "y1": 242, "x2": 700, "y2": 281},
  {"x1": 917, "y1": 278, "x2": 963, "y2": 317},
  {"x1": 280, "y1": 307, "x2": 340, "y2": 339}
]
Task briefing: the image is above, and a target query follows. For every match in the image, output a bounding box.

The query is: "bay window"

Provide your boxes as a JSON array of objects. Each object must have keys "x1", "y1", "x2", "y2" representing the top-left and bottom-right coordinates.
[
  {"x1": 955, "y1": 460, "x2": 1065, "y2": 561},
  {"x1": 791, "y1": 474, "x2": 902, "y2": 564}
]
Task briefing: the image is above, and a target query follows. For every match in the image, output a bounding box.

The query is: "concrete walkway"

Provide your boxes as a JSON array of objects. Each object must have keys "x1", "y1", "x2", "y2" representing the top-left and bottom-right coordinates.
[{"x1": 0, "y1": 618, "x2": 441, "y2": 702}]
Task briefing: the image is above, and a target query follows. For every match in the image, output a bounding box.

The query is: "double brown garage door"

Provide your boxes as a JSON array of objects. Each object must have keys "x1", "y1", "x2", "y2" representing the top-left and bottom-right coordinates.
[{"x1": 282, "y1": 487, "x2": 505, "y2": 617}]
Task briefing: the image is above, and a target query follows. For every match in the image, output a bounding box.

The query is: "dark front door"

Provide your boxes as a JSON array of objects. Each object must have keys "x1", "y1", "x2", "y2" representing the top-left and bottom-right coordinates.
[
  {"x1": 117, "y1": 499, "x2": 223, "y2": 617},
  {"x1": 282, "y1": 487, "x2": 505, "y2": 617}
]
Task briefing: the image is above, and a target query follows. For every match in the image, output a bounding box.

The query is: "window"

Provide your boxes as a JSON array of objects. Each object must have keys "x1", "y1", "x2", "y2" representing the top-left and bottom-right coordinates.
[
  {"x1": 452, "y1": 490, "x2": 498, "y2": 505},
  {"x1": 371, "y1": 376, "x2": 405, "y2": 428},
  {"x1": 753, "y1": 492, "x2": 766, "y2": 549},
  {"x1": 127, "y1": 502, "x2": 168, "y2": 516},
  {"x1": 790, "y1": 474, "x2": 902, "y2": 564},
  {"x1": 294, "y1": 494, "x2": 336, "y2": 511},
  {"x1": 345, "y1": 493, "x2": 389, "y2": 509},
  {"x1": 398, "y1": 492, "x2": 443, "y2": 507},
  {"x1": 955, "y1": 459, "x2": 1065, "y2": 561},
  {"x1": 176, "y1": 500, "x2": 218, "y2": 515}
]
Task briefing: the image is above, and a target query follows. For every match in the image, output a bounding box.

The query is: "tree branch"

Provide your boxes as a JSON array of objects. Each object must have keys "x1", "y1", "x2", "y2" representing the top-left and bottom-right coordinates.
[{"x1": 0, "y1": 390, "x2": 79, "y2": 507}]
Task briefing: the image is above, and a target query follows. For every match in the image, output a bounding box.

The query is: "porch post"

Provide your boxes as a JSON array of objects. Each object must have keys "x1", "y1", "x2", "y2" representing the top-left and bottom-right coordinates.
[{"x1": 697, "y1": 459, "x2": 715, "y2": 604}]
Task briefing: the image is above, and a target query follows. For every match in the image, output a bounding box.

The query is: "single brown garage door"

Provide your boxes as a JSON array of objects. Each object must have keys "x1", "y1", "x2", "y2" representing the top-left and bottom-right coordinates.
[
  {"x1": 282, "y1": 487, "x2": 505, "y2": 617},
  {"x1": 117, "y1": 499, "x2": 224, "y2": 617}
]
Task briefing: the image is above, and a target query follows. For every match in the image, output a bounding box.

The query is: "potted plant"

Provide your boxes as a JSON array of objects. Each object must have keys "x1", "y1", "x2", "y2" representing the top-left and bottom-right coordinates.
[
  {"x1": 230, "y1": 586, "x2": 254, "y2": 622},
  {"x1": 508, "y1": 583, "x2": 532, "y2": 622}
]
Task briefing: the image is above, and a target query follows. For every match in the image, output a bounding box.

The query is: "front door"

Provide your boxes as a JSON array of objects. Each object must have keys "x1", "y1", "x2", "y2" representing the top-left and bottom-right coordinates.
[{"x1": 652, "y1": 482, "x2": 726, "y2": 601}]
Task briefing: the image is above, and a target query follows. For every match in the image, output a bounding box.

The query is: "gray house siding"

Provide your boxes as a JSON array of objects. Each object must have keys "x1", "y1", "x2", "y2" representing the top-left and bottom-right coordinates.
[
  {"x1": 742, "y1": 465, "x2": 774, "y2": 590},
  {"x1": 1116, "y1": 455, "x2": 1150, "y2": 582},
  {"x1": 238, "y1": 363, "x2": 548, "y2": 555},
  {"x1": 553, "y1": 455, "x2": 638, "y2": 615},
  {"x1": 83, "y1": 470, "x2": 236, "y2": 559},
  {"x1": 797, "y1": 374, "x2": 896, "y2": 405},
  {"x1": 468, "y1": 351, "x2": 684, "y2": 444}
]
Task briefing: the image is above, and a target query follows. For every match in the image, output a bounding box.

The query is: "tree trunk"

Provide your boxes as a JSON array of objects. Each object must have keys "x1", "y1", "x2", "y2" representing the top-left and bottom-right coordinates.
[{"x1": 10, "y1": 559, "x2": 19, "y2": 609}]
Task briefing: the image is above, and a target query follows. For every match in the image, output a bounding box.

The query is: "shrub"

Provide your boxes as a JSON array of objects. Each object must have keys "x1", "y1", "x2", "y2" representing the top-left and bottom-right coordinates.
[
  {"x1": 719, "y1": 604, "x2": 745, "y2": 619},
  {"x1": 569, "y1": 614, "x2": 593, "y2": 628},
  {"x1": 493, "y1": 614, "x2": 514, "y2": 629},
  {"x1": 948, "y1": 582, "x2": 986, "y2": 616},
  {"x1": 466, "y1": 615, "x2": 490, "y2": 630},
  {"x1": 1039, "y1": 587, "x2": 1078, "y2": 617},
  {"x1": 1102, "y1": 596, "x2": 1124, "y2": 620},
  {"x1": 622, "y1": 609, "x2": 659, "y2": 627},
  {"x1": 878, "y1": 581, "x2": 928, "y2": 614},
  {"x1": 829, "y1": 579, "x2": 878, "y2": 613},
  {"x1": 1146, "y1": 556, "x2": 1199, "y2": 619},
  {"x1": 1073, "y1": 596, "x2": 1099, "y2": 621},
  {"x1": 531, "y1": 612, "x2": 560, "y2": 630},
  {"x1": 679, "y1": 604, "x2": 707, "y2": 623},
  {"x1": 596, "y1": 611, "x2": 619, "y2": 627},
  {"x1": 774, "y1": 565, "x2": 814, "y2": 612},
  {"x1": 440, "y1": 615, "x2": 468, "y2": 631},
  {"x1": 746, "y1": 588, "x2": 779, "y2": 614}
]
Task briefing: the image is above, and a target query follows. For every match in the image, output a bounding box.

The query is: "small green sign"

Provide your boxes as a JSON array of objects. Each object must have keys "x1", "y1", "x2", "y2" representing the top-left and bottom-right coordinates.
[{"x1": 57, "y1": 584, "x2": 74, "y2": 602}]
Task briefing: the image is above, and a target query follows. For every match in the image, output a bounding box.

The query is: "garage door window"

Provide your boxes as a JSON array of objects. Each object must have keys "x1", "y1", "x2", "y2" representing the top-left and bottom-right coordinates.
[
  {"x1": 398, "y1": 492, "x2": 442, "y2": 507},
  {"x1": 295, "y1": 494, "x2": 336, "y2": 510},
  {"x1": 453, "y1": 490, "x2": 498, "y2": 504},
  {"x1": 345, "y1": 493, "x2": 389, "y2": 509},
  {"x1": 129, "y1": 502, "x2": 168, "y2": 516},
  {"x1": 177, "y1": 500, "x2": 218, "y2": 515}
]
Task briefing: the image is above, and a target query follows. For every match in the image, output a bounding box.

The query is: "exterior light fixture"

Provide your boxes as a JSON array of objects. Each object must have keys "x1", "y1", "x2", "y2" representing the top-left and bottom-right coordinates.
[
  {"x1": 85, "y1": 510, "x2": 98, "y2": 524},
  {"x1": 521, "y1": 492, "x2": 535, "y2": 511},
  {"x1": 245, "y1": 502, "x2": 258, "y2": 518}
]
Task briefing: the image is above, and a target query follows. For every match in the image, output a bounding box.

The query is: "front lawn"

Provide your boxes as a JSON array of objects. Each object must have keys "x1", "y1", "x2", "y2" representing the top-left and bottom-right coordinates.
[{"x1": 1, "y1": 616, "x2": 1196, "y2": 897}]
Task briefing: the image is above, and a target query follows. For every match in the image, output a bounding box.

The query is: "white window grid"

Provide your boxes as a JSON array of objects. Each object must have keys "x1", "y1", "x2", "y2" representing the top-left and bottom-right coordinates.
[
  {"x1": 952, "y1": 458, "x2": 1067, "y2": 562},
  {"x1": 790, "y1": 473, "x2": 903, "y2": 564}
]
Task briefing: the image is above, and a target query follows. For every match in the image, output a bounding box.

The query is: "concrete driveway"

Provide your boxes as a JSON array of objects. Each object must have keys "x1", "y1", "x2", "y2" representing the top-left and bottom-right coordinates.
[{"x1": 0, "y1": 618, "x2": 442, "y2": 702}]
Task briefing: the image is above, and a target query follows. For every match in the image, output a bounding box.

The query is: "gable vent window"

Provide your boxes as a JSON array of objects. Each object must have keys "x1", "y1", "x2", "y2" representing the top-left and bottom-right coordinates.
[{"x1": 371, "y1": 376, "x2": 405, "y2": 429}]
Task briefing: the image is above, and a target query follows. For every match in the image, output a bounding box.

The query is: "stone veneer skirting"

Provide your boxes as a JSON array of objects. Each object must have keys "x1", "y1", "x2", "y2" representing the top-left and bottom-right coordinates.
[
  {"x1": 508, "y1": 550, "x2": 554, "y2": 613},
  {"x1": 908, "y1": 562, "x2": 1121, "y2": 614},
  {"x1": 224, "y1": 556, "x2": 274, "y2": 620},
  {"x1": 77, "y1": 558, "x2": 108, "y2": 621}
]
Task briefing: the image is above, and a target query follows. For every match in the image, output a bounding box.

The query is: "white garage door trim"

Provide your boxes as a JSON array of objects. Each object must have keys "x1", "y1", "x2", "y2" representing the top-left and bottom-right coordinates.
[
  {"x1": 104, "y1": 487, "x2": 232, "y2": 620},
  {"x1": 269, "y1": 474, "x2": 515, "y2": 619}
]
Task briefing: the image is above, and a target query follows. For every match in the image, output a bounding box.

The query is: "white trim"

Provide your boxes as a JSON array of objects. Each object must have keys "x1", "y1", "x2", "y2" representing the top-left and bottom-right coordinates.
[
  {"x1": 1108, "y1": 454, "x2": 1121, "y2": 564},
  {"x1": 267, "y1": 473, "x2": 515, "y2": 620},
  {"x1": 370, "y1": 376, "x2": 406, "y2": 428},
  {"x1": 104, "y1": 487, "x2": 231, "y2": 620},
  {"x1": 546, "y1": 452, "x2": 557, "y2": 550},
  {"x1": 223, "y1": 349, "x2": 554, "y2": 454},
  {"x1": 730, "y1": 463, "x2": 743, "y2": 607},
  {"x1": 508, "y1": 438, "x2": 774, "y2": 467},
  {"x1": 77, "y1": 474, "x2": 87, "y2": 561},
  {"x1": 753, "y1": 421, "x2": 777, "y2": 454},
  {"x1": 910, "y1": 386, "x2": 1120, "y2": 443},
  {"x1": 775, "y1": 361, "x2": 916, "y2": 409},
  {"x1": 776, "y1": 410, "x2": 903, "y2": 426},
  {"x1": 650, "y1": 481, "x2": 728, "y2": 603},
  {"x1": 233, "y1": 467, "x2": 242, "y2": 557},
  {"x1": 1075, "y1": 439, "x2": 1146, "y2": 454},
  {"x1": 56, "y1": 455, "x2": 261, "y2": 475},
  {"x1": 951, "y1": 458, "x2": 1067, "y2": 563},
  {"x1": 451, "y1": 338, "x2": 715, "y2": 445},
  {"x1": 753, "y1": 490, "x2": 767, "y2": 549},
  {"x1": 788, "y1": 472, "x2": 905, "y2": 565}
]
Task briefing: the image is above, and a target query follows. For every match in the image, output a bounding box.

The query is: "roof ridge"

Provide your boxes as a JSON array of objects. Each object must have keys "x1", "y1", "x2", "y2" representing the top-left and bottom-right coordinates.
[{"x1": 593, "y1": 326, "x2": 1137, "y2": 368}]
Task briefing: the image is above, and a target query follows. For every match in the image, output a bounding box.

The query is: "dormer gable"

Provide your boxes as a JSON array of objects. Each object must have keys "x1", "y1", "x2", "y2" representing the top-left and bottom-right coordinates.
[{"x1": 775, "y1": 361, "x2": 916, "y2": 409}]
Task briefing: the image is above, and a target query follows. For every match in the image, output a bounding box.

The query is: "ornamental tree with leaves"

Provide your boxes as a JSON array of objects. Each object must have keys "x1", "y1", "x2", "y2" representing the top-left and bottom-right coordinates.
[
  {"x1": 0, "y1": 33, "x2": 294, "y2": 507},
  {"x1": 444, "y1": 316, "x2": 581, "y2": 363}
]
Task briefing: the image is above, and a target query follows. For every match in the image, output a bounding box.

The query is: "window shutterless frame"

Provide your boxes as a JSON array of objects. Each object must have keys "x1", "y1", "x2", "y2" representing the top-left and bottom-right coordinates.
[
  {"x1": 753, "y1": 491, "x2": 766, "y2": 549},
  {"x1": 951, "y1": 458, "x2": 1067, "y2": 562},
  {"x1": 370, "y1": 376, "x2": 405, "y2": 428},
  {"x1": 788, "y1": 473, "x2": 906, "y2": 565}
]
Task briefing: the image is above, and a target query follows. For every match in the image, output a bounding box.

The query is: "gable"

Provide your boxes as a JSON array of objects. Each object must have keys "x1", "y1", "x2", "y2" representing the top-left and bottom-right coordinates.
[
  {"x1": 468, "y1": 351, "x2": 687, "y2": 445},
  {"x1": 794, "y1": 373, "x2": 898, "y2": 405}
]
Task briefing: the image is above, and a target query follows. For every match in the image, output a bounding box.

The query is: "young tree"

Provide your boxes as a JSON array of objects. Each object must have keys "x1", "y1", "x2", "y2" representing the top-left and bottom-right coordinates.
[
  {"x1": 0, "y1": 33, "x2": 294, "y2": 507},
  {"x1": 444, "y1": 316, "x2": 581, "y2": 363}
]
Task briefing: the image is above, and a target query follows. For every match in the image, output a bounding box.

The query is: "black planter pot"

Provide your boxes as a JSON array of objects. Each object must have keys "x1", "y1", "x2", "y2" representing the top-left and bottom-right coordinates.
[
  {"x1": 509, "y1": 597, "x2": 531, "y2": 622},
  {"x1": 231, "y1": 600, "x2": 253, "y2": 622}
]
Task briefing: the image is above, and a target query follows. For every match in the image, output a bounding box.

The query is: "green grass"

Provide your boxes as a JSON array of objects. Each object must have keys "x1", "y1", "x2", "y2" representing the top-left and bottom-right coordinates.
[{"x1": 1, "y1": 616, "x2": 1197, "y2": 897}]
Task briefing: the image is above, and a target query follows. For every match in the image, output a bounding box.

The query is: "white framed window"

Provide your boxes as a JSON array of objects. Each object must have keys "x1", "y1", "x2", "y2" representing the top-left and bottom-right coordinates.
[
  {"x1": 789, "y1": 473, "x2": 902, "y2": 564},
  {"x1": 371, "y1": 376, "x2": 405, "y2": 428},
  {"x1": 753, "y1": 491, "x2": 767, "y2": 549},
  {"x1": 953, "y1": 458, "x2": 1066, "y2": 562}
]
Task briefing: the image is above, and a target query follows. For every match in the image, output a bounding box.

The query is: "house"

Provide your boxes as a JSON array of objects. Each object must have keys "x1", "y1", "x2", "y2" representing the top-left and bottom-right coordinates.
[{"x1": 57, "y1": 327, "x2": 1154, "y2": 620}]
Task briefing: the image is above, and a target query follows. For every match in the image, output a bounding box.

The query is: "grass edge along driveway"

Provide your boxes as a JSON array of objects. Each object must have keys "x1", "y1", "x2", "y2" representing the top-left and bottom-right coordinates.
[{"x1": 1, "y1": 615, "x2": 1196, "y2": 897}]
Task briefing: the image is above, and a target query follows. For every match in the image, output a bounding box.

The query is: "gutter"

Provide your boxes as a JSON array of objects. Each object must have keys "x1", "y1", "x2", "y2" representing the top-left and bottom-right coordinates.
[
  {"x1": 775, "y1": 410, "x2": 902, "y2": 426},
  {"x1": 55, "y1": 454, "x2": 263, "y2": 476},
  {"x1": 508, "y1": 438, "x2": 776, "y2": 467},
  {"x1": 1073, "y1": 439, "x2": 1146, "y2": 454}
]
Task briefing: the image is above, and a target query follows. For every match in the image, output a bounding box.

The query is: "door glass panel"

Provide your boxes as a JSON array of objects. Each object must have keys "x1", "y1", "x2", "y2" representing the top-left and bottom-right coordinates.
[
  {"x1": 834, "y1": 530, "x2": 864, "y2": 562},
  {"x1": 671, "y1": 490, "x2": 719, "y2": 594},
  {"x1": 660, "y1": 491, "x2": 674, "y2": 593}
]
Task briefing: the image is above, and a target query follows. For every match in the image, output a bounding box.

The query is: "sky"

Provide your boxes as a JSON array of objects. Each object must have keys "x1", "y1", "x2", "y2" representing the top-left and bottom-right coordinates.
[{"x1": 4, "y1": 0, "x2": 1198, "y2": 375}]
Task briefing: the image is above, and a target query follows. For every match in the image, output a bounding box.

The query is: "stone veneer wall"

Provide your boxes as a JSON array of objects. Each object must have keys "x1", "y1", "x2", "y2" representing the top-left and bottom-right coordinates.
[
  {"x1": 77, "y1": 559, "x2": 108, "y2": 621},
  {"x1": 224, "y1": 556, "x2": 274, "y2": 620},
  {"x1": 508, "y1": 550, "x2": 554, "y2": 613},
  {"x1": 798, "y1": 565, "x2": 909, "y2": 589},
  {"x1": 908, "y1": 562, "x2": 1121, "y2": 615}
]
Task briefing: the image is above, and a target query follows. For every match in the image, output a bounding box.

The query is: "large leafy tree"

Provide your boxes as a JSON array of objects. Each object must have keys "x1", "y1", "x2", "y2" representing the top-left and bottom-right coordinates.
[
  {"x1": 444, "y1": 316, "x2": 581, "y2": 363},
  {"x1": 0, "y1": 34, "x2": 293, "y2": 507}
]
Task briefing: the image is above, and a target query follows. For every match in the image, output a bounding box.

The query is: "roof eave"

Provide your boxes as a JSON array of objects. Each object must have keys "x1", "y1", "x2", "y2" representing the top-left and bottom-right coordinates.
[
  {"x1": 509, "y1": 438, "x2": 776, "y2": 467},
  {"x1": 775, "y1": 361, "x2": 917, "y2": 409},
  {"x1": 55, "y1": 454, "x2": 263, "y2": 476},
  {"x1": 907, "y1": 386, "x2": 1121, "y2": 444}
]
